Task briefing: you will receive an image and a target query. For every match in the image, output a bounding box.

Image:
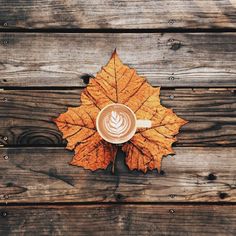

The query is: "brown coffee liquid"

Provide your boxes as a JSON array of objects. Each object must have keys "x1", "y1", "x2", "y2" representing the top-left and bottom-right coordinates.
[{"x1": 97, "y1": 104, "x2": 136, "y2": 144}]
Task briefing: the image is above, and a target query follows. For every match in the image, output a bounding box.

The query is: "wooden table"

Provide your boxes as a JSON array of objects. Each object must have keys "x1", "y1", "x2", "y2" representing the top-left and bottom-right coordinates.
[{"x1": 0, "y1": 1, "x2": 236, "y2": 235}]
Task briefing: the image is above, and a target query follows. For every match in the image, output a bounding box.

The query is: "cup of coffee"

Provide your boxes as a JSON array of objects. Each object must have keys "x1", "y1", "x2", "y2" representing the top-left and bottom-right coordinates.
[{"x1": 96, "y1": 103, "x2": 152, "y2": 144}]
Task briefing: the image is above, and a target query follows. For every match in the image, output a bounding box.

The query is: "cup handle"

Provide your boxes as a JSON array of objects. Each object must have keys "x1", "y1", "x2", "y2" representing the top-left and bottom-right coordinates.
[{"x1": 136, "y1": 119, "x2": 152, "y2": 128}]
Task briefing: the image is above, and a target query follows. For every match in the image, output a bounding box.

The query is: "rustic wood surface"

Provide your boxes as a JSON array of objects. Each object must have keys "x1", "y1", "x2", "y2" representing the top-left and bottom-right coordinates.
[
  {"x1": 0, "y1": 147, "x2": 235, "y2": 203},
  {"x1": 0, "y1": 0, "x2": 236, "y2": 234},
  {"x1": 0, "y1": 33, "x2": 236, "y2": 87},
  {"x1": 0, "y1": 205, "x2": 235, "y2": 236},
  {"x1": 0, "y1": 89, "x2": 235, "y2": 147},
  {"x1": 0, "y1": 0, "x2": 236, "y2": 29}
]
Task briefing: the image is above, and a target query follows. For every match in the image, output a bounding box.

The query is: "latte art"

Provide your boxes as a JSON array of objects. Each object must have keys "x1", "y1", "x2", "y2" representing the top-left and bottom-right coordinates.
[
  {"x1": 104, "y1": 111, "x2": 131, "y2": 137},
  {"x1": 96, "y1": 103, "x2": 137, "y2": 144}
]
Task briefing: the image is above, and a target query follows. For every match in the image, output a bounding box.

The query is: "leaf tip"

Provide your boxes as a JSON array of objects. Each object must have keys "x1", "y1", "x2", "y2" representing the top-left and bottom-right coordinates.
[
  {"x1": 69, "y1": 159, "x2": 76, "y2": 166},
  {"x1": 111, "y1": 48, "x2": 118, "y2": 58},
  {"x1": 52, "y1": 117, "x2": 59, "y2": 125},
  {"x1": 183, "y1": 119, "x2": 189, "y2": 125}
]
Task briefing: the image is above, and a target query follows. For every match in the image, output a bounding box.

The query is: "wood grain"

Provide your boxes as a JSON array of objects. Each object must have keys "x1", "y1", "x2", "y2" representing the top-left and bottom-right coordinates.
[
  {"x1": 0, "y1": 147, "x2": 235, "y2": 203},
  {"x1": 1, "y1": 1, "x2": 235, "y2": 234},
  {"x1": 0, "y1": 89, "x2": 235, "y2": 147},
  {"x1": 0, "y1": 0, "x2": 236, "y2": 29},
  {"x1": 0, "y1": 33, "x2": 236, "y2": 87},
  {"x1": 0, "y1": 205, "x2": 235, "y2": 236}
]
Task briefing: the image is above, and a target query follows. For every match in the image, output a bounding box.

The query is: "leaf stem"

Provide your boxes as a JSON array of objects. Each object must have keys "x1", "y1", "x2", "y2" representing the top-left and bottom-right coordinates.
[{"x1": 112, "y1": 154, "x2": 116, "y2": 174}]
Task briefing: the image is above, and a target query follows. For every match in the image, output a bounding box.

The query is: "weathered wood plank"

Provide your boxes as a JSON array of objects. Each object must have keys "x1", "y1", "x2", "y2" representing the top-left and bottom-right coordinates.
[
  {"x1": 0, "y1": 0, "x2": 236, "y2": 29},
  {"x1": 0, "y1": 205, "x2": 236, "y2": 236},
  {"x1": 0, "y1": 147, "x2": 235, "y2": 203},
  {"x1": 0, "y1": 33, "x2": 236, "y2": 87},
  {"x1": 0, "y1": 89, "x2": 235, "y2": 147}
]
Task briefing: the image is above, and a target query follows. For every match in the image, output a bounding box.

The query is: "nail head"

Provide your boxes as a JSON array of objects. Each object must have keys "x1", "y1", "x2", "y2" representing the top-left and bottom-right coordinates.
[
  {"x1": 169, "y1": 209, "x2": 175, "y2": 214},
  {"x1": 169, "y1": 76, "x2": 175, "y2": 81},
  {"x1": 1, "y1": 212, "x2": 7, "y2": 217},
  {"x1": 168, "y1": 19, "x2": 175, "y2": 25}
]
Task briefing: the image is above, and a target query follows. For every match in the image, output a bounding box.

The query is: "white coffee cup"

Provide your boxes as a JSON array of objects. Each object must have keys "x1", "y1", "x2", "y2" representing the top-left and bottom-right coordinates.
[{"x1": 96, "y1": 103, "x2": 151, "y2": 144}]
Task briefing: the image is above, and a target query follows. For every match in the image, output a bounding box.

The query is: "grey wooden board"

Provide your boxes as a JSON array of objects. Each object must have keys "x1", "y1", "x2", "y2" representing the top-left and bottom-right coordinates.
[
  {"x1": 0, "y1": 147, "x2": 235, "y2": 203},
  {"x1": 0, "y1": 0, "x2": 236, "y2": 29},
  {"x1": 0, "y1": 33, "x2": 236, "y2": 87},
  {"x1": 0, "y1": 89, "x2": 235, "y2": 147},
  {"x1": 0, "y1": 205, "x2": 236, "y2": 236}
]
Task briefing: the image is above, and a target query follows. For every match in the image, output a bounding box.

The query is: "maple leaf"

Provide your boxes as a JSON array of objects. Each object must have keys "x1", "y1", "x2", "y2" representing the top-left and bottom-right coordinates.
[
  {"x1": 54, "y1": 105, "x2": 117, "y2": 170},
  {"x1": 54, "y1": 50, "x2": 187, "y2": 173}
]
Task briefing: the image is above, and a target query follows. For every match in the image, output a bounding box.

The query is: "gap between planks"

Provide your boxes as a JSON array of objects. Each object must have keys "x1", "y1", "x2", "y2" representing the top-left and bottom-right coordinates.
[
  {"x1": 2, "y1": 28, "x2": 236, "y2": 33},
  {"x1": 1, "y1": 201, "x2": 236, "y2": 207}
]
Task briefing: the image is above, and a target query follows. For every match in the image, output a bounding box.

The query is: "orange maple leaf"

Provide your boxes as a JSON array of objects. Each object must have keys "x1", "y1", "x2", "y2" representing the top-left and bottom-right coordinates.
[{"x1": 54, "y1": 50, "x2": 188, "y2": 173}]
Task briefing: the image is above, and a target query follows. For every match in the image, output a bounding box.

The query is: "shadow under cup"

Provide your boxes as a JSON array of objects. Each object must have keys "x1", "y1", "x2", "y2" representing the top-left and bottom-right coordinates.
[{"x1": 96, "y1": 103, "x2": 137, "y2": 144}]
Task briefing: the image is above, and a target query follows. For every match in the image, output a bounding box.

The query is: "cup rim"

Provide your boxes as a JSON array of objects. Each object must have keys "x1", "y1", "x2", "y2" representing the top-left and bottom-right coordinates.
[{"x1": 96, "y1": 103, "x2": 137, "y2": 144}]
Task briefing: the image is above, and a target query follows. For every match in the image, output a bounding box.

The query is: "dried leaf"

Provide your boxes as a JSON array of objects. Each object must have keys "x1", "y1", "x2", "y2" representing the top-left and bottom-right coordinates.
[
  {"x1": 54, "y1": 105, "x2": 117, "y2": 170},
  {"x1": 54, "y1": 50, "x2": 187, "y2": 173}
]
